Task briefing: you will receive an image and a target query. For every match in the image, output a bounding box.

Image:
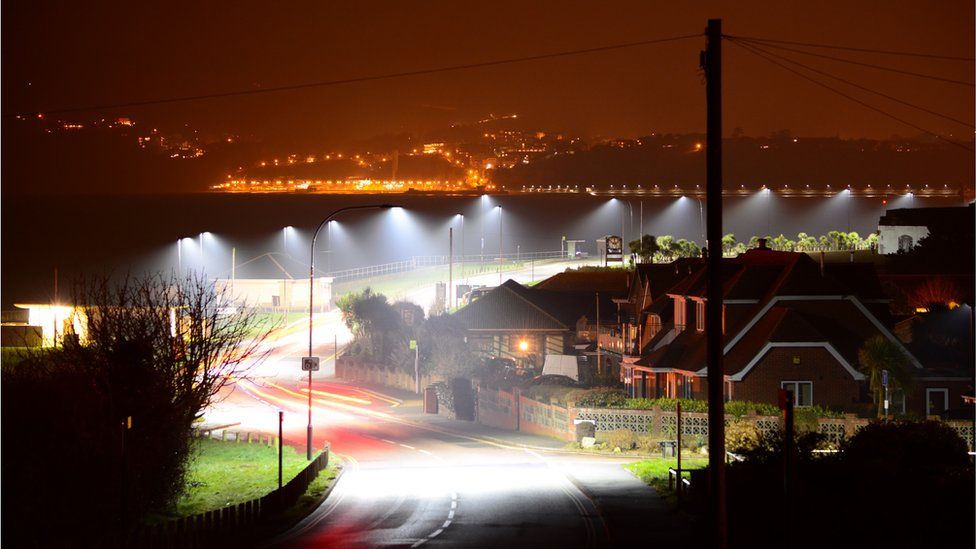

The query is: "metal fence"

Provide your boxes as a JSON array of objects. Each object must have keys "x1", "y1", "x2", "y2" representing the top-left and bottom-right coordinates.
[{"x1": 326, "y1": 251, "x2": 567, "y2": 282}]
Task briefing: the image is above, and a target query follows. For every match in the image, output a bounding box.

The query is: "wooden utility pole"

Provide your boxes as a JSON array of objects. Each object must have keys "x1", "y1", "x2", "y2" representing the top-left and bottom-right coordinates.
[{"x1": 703, "y1": 18, "x2": 727, "y2": 547}]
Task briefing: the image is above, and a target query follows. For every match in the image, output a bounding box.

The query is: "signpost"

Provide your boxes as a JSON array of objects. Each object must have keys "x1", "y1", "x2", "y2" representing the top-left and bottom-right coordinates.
[
  {"x1": 302, "y1": 356, "x2": 320, "y2": 372},
  {"x1": 605, "y1": 235, "x2": 623, "y2": 264}
]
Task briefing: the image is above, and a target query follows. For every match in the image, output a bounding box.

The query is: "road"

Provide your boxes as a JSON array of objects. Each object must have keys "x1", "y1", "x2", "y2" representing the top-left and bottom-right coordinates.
[{"x1": 204, "y1": 257, "x2": 686, "y2": 548}]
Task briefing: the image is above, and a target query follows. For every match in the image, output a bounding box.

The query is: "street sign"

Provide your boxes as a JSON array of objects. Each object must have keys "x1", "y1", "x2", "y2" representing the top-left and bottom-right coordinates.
[
  {"x1": 301, "y1": 356, "x2": 320, "y2": 372},
  {"x1": 409, "y1": 339, "x2": 417, "y2": 350},
  {"x1": 881, "y1": 369, "x2": 888, "y2": 388}
]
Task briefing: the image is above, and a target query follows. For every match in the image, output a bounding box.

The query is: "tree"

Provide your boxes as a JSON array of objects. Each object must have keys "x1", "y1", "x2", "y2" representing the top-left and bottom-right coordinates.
[
  {"x1": 858, "y1": 335, "x2": 913, "y2": 419},
  {"x1": 722, "y1": 233, "x2": 737, "y2": 256},
  {"x1": 417, "y1": 314, "x2": 477, "y2": 379},
  {"x1": 674, "y1": 238, "x2": 701, "y2": 258},
  {"x1": 337, "y1": 288, "x2": 406, "y2": 362},
  {"x1": 796, "y1": 232, "x2": 817, "y2": 251},
  {"x1": 847, "y1": 231, "x2": 862, "y2": 250},
  {"x1": 628, "y1": 234, "x2": 660, "y2": 263},
  {"x1": 2, "y1": 273, "x2": 268, "y2": 544},
  {"x1": 656, "y1": 235, "x2": 675, "y2": 261}
]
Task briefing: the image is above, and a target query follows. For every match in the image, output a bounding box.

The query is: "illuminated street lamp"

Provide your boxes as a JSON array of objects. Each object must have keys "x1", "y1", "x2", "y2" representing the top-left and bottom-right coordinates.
[{"x1": 306, "y1": 204, "x2": 397, "y2": 460}]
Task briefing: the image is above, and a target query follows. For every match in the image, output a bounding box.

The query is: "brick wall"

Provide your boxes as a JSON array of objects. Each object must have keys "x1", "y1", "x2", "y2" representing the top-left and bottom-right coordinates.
[{"x1": 733, "y1": 347, "x2": 861, "y2": 409}]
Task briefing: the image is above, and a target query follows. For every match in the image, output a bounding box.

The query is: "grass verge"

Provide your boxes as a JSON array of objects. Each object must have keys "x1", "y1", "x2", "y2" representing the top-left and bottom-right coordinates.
[
  {"x1": 625, "y1": 456, "x2": 708, "y2": 493},
  {"x1": 173, "y1": 439, "x2": 322, "y2": 517}
]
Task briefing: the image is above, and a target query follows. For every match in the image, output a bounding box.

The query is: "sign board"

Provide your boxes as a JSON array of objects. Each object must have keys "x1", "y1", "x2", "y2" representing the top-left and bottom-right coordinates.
[
  {"x1": 301, "y1": 356, "x2": 320, "y2": 372},
  {"x1": 606, "y1": 235, "x2": 623, "y2": 262},
  {"x1": 881, "y1": 369, "x2": 888, "y2": 388},
  {"x1": 409, "y1": 340, "x2": 417, "y2": 350}
]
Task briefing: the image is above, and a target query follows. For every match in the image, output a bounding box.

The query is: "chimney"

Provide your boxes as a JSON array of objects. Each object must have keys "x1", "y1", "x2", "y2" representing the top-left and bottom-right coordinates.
[{"x1": 757, "y1": 237, "x2": 769, "y2": 250}]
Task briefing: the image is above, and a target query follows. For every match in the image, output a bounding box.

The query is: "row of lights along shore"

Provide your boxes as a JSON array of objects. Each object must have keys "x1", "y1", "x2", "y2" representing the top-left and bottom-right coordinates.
[{"x1": 521, "y1": 182, "x2": 957, "y2": 197}]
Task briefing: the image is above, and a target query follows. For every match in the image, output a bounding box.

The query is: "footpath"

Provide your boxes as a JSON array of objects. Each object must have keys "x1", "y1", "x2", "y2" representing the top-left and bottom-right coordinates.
[{"x1": 335, "y1": 378, "x2": 701, "y2": 547}]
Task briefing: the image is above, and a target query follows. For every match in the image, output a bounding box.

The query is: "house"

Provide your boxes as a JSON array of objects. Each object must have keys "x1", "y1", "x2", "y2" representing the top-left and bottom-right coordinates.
[
  {"x1": 452, "y1": 273, "x2": 624, "y2": 373},
  {"x1": 618, "y1": 240, "x2": 970, "y2": 416},
  {"x1": 877, "y1": 203, "x2": 974, "y2": 255}
]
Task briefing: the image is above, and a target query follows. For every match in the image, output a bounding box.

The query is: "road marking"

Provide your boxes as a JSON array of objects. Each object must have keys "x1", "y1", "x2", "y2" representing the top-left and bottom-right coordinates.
[
  {"x1": 380, "y1": 438, "x2": 396, "y2": 445},
  {"x1": 399, "y1": 443, "x2": 416, "y2": 450},
  {"x1": 418, "y1": 449, "x2": 433, "y2": 456}
]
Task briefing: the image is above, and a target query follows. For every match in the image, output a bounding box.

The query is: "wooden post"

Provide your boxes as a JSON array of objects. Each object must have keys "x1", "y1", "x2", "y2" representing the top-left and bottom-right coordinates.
[{"x1": 677, "y1": 400, "x2": 683, "y2": 503}]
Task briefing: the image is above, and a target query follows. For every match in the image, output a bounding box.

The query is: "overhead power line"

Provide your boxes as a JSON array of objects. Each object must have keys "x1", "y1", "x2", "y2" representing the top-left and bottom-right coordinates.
[
  {"x1": 727, "y1": 38, "x2": 974, "y2": 153},
  {"x1": 735, "y1": 40, "x2": 974, "y2": 129},
  {"x1": 724, "y1": 34, "x2": 976, "y2": 62},
  {"x1": 729, "y1": 36, "x2": 975, "y2": 87},
  {"x1": 6, "y1": 33, "x2": 702, "y2": 118}
]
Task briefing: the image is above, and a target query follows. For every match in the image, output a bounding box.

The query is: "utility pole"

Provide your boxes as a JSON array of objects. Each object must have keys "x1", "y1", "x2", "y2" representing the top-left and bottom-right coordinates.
[
  {"x1": 231, "y1": 247, "x2": 236, "y2": 295},
  {"x1": 703, "y1": 18, "x2": 727, "y2": 548},
  {"x1": 278, "y1": 410, "x2": 284, "y2": 488},
  {"x1": 498, "y1": 207, "x2": 503, "y2": 285}
]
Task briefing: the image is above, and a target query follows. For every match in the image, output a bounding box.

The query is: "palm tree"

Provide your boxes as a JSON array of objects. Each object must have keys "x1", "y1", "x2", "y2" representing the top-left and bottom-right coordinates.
[{"x1": 858, "y1": 335, "x2": 913, "y2": 418}]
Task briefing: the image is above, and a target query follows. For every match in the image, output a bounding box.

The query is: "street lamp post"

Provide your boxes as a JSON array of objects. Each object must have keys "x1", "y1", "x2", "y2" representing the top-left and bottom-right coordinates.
[
  {"x1": 307, "y1": 204, "x2": 396, "y2": 460},
  {"x1": 458, "y1": 214, "x2": 465, "y2": 284},
  {"x1": 497, "y1": 206, "x2": 503, "y2": 285}
]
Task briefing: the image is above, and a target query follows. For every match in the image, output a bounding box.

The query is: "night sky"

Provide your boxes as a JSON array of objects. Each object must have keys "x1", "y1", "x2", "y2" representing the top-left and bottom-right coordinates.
[{"x1": 4, "y1": 1, "x2": 973, "y2": 144}]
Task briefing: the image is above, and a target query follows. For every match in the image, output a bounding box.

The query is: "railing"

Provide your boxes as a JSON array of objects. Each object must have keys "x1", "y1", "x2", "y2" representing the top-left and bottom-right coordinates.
[{"x1": 326, "y1": 251, "x2": 569, "y2": 282}]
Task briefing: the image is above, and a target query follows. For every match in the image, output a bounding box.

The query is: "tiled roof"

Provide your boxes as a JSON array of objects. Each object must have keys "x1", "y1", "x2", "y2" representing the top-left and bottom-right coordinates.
[
  {"x1": 878, "y1": 204, "x2": 974, "y2": 233},
  {"x1": 454, "y1": 280, "x2": 569, "y2": 331},
  {"x1": 454, "y1": 279, "x2": 620, "y2": 332},
  {"x1": 535, "y1": 270, "x2": 630, "y2": 293}
]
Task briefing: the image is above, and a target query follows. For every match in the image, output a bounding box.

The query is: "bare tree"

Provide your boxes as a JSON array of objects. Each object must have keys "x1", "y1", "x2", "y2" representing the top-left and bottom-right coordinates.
[{"x1": 3, "y1": 272, "x2": 271, "y2": 544}]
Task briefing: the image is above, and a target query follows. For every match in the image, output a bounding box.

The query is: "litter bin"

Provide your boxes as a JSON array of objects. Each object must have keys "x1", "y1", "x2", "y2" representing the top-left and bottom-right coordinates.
[
  {"x1": 660, "y1": 440, "x2": 678, "y2": 458},
  {"x1": 424, "y1": 386, "x2": 439, "y2": 414}
]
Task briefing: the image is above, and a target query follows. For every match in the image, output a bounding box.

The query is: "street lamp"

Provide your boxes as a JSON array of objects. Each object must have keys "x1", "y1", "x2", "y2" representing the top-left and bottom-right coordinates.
[
  {"x1": 306, "y1": 204, "x2": 397, "y2": 460},
  {"x1": 457, "y1": 213, "x2": 465, "y2": 284}
]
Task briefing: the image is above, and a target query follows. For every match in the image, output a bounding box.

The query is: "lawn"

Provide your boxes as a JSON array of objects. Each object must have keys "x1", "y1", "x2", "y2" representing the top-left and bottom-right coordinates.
[
  {"x1": 625, "y1": 456, "x2": 708, "y2": 493},
  {"x1": 174, "y1": 438, "x2": 332, "y2": 517}
]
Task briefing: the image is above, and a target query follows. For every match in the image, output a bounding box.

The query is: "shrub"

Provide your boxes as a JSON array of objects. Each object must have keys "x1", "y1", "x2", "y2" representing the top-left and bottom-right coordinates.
[
  {"x1": 725, "y1": 420, "x2": 761, "y2": 453},
  {"x1": 603, "y1": 428, "x2": 636, "y2": 450},
  {"x1": 635, "y1": 435, "x2": 657, "y2": 452},
  {"x1": 841, "y1": 420, "x2": 970, "y2": 475},
  {"x1": 576, "y1": 388, "x2": 628, "y2": 408}
]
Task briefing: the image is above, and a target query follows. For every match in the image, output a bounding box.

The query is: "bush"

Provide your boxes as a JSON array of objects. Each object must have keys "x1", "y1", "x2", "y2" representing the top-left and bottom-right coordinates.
[
  {"x1": 576, "y1": 388, "x2": 628, "y2": 408},
  {"x1": 842, "y1": 420, "x2": 970, "y2": 475},
  {"x1": 725, "y1": 420, "x2": 761, "y2": 453},
  {"x1": 602, "y1": 429, "x2": 636, "y2": 450},
  {"x1": 635, "y1": 434, "x2": 658, "y2": 452}
]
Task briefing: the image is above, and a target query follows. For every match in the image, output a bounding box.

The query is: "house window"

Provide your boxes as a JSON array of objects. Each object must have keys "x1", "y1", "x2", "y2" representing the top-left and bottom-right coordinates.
[
  {"x1": 695, "y1": 301, "x2": 705, "y2": 332},
  {"x1": 674, "y1": 298, "x2": 686, "y2": 331},
  {"x1": 781, "y1": 381, "x2": 813, "y2": 407}
]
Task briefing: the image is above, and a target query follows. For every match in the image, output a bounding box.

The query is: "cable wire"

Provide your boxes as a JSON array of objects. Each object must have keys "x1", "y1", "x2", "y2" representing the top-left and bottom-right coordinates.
[
  {"x1": 729, "y1": 36, "x2": 974, "y2": 87},
  {"x1": 724, "y1": 34, "x2": 976, "y2": 62},
  {"x1": 727, "y1": 38, "x2": 974, "y2": 152},
  {"x1": 6, "y1": 33, "x2": 702, "y2": 118},
  {"x1": 734, "y1": 39, "x2": 974, "y2": 129}
]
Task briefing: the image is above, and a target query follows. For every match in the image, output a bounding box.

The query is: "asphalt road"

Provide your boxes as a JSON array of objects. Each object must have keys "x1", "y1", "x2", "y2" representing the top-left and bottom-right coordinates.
[{"x1": 204, "y1": 258, "x2": 686, "y2": 548}]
